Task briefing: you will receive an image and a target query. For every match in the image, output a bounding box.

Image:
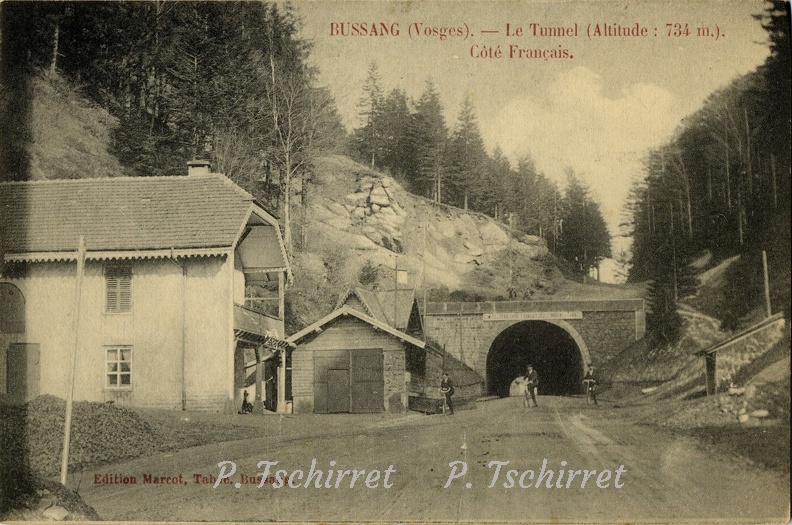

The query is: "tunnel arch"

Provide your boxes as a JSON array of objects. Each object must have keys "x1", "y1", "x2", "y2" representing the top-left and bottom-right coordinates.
[{"x1": 485, "y1": 320, "x2": 590, "y2": 397}]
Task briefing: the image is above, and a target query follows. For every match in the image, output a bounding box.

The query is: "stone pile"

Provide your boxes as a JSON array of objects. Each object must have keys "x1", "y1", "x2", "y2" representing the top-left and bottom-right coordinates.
[
  {"x1": 719, "y1": 384, "x2": 775, "y2": 424},
  {"x1": 2, "y1": 480, "x2": 101, "y2": 521}
]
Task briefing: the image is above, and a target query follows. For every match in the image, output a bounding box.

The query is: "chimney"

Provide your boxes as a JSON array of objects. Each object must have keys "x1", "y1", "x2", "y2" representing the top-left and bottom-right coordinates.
[{"x1": 187, "y1": 160, "x2": 211, "y2": 176}]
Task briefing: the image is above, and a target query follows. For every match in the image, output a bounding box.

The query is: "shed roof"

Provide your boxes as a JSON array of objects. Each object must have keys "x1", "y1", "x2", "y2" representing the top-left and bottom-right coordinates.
[
  {"x1": 1, "y1": 174, "x2": 288, "y2": 269},
  {"x1": 287, "y1": 305, "x2": 425, "y2": 349},
  {"x1": 337, "y1": 287, "x2": 416, "y2": 330}
]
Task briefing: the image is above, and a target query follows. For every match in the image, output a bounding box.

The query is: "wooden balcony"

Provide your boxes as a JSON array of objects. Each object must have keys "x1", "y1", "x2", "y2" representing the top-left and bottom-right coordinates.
[{"x1": 234, "y1": 303, "x2": 286, "y2": 348}]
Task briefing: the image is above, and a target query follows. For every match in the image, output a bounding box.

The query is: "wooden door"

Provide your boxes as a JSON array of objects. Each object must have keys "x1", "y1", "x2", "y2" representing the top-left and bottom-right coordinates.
[
  {"x1": 264, "y1": 359, "x2": 278, "y2": 411},
  {"x1": 6, "y1": 343, "x2": 39, "y2": 403},
  {"x1": 326, "y1": 369, "x2": 350, "y2": 413},
  {"x1": 351, "y1": 349, "x2": 383, "y2": 413}
]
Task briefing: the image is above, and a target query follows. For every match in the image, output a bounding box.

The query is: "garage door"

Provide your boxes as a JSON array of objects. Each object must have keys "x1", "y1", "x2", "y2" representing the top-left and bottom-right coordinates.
[{"x1": 314, "y1": 349, "x2": 383, "y2": 413}]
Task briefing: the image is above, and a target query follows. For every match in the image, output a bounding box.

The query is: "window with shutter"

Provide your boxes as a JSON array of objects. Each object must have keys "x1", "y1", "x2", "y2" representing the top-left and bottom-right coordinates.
[
  {"x1": 105, "y1": 265, "x2": 132, "y2": 313},
  {"x1": 106, "y1": 346, "x2": 132, "y2": 388}
]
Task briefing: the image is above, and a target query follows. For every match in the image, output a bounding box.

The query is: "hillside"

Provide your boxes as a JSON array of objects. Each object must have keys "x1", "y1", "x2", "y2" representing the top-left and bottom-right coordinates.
[
  {"x1": 20, "y1": 74, "x2": 642, "y2": 333},
  {"x1": 26, "y1": 73, "x2": 124, "y2": 180},
  {"x1": 285, "y1": 155, "x2": 646, "y2": 330}
]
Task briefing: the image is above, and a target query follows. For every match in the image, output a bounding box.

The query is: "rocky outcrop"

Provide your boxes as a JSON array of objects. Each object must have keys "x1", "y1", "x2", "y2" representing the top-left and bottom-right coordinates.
[
  {"x1": 306, "y1": 155, "x2": 555, "y2": 294},
  {"x1": 342, "y1": 175, "x2": 407, "y2": 252}
]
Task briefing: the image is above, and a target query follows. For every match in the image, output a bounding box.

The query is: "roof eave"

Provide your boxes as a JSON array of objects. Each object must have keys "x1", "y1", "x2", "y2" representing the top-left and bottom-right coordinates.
[
  {"x1": 287, "y1": 305, "x2": 425, "y2": 349},
  {"x1": 4, "y1": 247, "x2": 233, "y2": 263}
]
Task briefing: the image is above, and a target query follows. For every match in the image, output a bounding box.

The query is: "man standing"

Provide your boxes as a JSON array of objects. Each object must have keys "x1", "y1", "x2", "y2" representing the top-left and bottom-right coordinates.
[
  {"x1": 524, "y1": 364, "x2": 539, "y2": 407},
  {"x1": 440, "y1": 372, "x2": 455, "y2": 414}
]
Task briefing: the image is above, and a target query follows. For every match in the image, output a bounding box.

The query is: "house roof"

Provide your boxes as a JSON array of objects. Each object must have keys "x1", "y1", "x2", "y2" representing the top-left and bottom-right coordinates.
[
  {"x1": 337, "y1": 287, "x2": 416, "y2": 330},
  {"x1": 286, "y1": 305, "x2": 425, "y2": 349},
  {"x1": 0, "y1": 174, "x2": 289, "y2": 270}
]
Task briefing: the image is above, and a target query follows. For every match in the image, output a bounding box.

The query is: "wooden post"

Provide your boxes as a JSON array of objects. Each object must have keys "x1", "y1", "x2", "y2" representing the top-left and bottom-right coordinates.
[
  {"x1": 254, "y1": 347, "x2": 263, "y2": 410},
  {"x1": 278, "y1": 271, "x2": 285, "y2": 323},
  {"x1": 770, "y1": 154, "x2": 778, "y2": 210},
  {"x1": 762, "y1": 250, "x2": 772, "y2": 318},
  {"x1": 421, "y1": 217, "x2": 427, "y2": 329},
  {"x1": 393, "y1": 255, "x2": 398, "y2": 328},
  {"x1": 508, "y1": 213, "x2": 514, "y2": 295},
  {"x1": 49, "y1": 23, "x2": 60, "y2": 77},
  {"x1": 277, "y1": 348, "x2": 286, "y2": 413},
  {"x1": 61, "y1": 237, "x2": 86, "y2": 485}
]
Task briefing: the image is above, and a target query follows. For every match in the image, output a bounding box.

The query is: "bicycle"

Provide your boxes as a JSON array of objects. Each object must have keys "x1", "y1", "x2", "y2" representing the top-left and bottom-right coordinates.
[
  {"x1": 583, "y1": 379, "x2": 598, "y2": 405},
  {"x1": 439, "y1": 387, "x2": 454, "y2": 415}
]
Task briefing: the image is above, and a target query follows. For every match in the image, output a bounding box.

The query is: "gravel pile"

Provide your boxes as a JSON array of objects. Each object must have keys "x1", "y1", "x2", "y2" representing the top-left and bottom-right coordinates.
[
  {"x1": 2, "y1": 476, "x2": 101, "y2": 522},
  {"x1": 20, "y1": 395, "x2": 164, "y2": 477}
]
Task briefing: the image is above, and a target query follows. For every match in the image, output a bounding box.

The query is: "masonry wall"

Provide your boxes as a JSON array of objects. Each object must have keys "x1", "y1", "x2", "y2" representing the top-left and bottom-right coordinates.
[
  {"x1": 423, "y1": 308, "x2": 643, "y2": 378},
  {"x1": 290, "y1": 316, "x2": 408, "y2": 414},
  {"x1": 566, "y1": 311, "x2": 639, "y2": 363}
]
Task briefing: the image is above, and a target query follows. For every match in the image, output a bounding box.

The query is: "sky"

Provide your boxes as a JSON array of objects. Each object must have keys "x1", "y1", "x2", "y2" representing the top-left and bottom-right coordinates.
[{"x1": 294, "y1": 0, "x2": 771, "y2": 241}]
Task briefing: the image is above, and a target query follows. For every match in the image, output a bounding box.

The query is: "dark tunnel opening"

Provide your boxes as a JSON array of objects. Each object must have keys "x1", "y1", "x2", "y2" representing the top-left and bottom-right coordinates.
[{"x1": 486, "y1": 321, "x2": 585, "y2": 397}]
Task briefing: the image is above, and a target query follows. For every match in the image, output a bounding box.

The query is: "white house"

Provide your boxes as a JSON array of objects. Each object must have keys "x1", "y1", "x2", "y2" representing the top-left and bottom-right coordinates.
[{"x1": 0, "y1": 161, "x2": 291, "y2": 413}]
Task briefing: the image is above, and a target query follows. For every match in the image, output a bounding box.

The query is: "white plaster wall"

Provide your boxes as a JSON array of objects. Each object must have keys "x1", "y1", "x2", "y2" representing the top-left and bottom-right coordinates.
[{"x1": 2, "y1": 256, "x2": 233, "y2": 411}]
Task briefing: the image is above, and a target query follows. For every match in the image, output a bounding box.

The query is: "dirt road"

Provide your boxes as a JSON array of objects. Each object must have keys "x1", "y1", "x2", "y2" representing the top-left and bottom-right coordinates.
[{"x1": 76, "y1": 397, "x2": 789, "y2": 522}]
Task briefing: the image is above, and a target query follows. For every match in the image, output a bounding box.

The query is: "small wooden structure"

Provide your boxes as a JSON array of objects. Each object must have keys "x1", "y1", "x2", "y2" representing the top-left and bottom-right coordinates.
[
  {"x1": 287, "y1": 305, "x2": 425, "y2": 413},
  {"x1": 696, "y1": 312, "x2": 785, "y2": 395},
  {"x1": 287, "y1": 288, "x2": 483, "y2": 414}
]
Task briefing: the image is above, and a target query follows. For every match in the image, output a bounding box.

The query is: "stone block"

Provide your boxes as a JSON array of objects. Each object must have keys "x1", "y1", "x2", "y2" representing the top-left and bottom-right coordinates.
[
  {"x1": 42, "y1": 506, "x2": 69, "y2": 521},
  {"x1": 35, "y1": 496, "x2": 57, "y2": 511},
  {"x1": 369, "y1": 187, "x2": 390, "y2": 207},
  {"x1": 345, "y1": 191, "x2": 369, "y2": 204}
]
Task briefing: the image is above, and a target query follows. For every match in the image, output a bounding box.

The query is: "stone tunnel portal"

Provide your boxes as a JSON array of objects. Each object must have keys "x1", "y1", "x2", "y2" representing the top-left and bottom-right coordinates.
[{"x1": 486, "y1": 321, "x2": 585, "y2": 397}]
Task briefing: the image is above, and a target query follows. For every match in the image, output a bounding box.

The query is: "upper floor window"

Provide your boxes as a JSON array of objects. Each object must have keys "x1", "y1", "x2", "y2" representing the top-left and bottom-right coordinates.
[{"x1": 105, "y1": 265, "x2": 132, "y2": 313}]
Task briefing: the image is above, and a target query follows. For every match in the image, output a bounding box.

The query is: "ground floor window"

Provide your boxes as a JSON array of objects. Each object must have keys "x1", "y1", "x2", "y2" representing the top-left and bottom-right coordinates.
[{"x1": 106, "y1": 346, "x2": 132, "y2": 387}]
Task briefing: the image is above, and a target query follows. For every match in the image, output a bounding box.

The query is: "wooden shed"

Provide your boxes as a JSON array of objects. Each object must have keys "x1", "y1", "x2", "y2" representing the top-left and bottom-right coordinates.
[{"x1": 287, "y1": 305, "x2": 426, "y2": 413}]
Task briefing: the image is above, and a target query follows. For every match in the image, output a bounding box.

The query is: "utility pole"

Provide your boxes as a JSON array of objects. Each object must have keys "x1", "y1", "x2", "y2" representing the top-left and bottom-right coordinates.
[
  {"x1": 394, "y1": 255, "x2": 398, "y2": 328},
  {"x1": 762, "y1": 250, "x2": 772, "y2": 318},
  {"x1": 508, "y1": 213, "x2": 514, "y2": 297},
  {"x1": 421, "y1": 217, "x2": 427, "y2": 328},
  {"x1": 61, "y1": 237, "x2": 86, "y2": 485}
]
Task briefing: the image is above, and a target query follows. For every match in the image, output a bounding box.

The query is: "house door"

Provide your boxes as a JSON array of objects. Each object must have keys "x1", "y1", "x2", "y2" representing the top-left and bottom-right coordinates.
[
  {"x1": 326, "y1": 369, "x2": 350, "y2": 413},
  {"x1": 264, "y1": 359, "x2": 278, "y2": 412},
  {"x1": 6, "y1": 343, "x2": 39, "y2": 403}
]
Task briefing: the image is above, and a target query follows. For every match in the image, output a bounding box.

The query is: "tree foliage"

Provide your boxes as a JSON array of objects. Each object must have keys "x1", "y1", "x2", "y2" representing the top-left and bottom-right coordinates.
[
  {"x1": 557, "y1": 171, "x2": 612, "y2": 278},
  {"x1": 350, "y1": 77, "x2": 612, "y2": 276},
  {"x1": 1, "y1": 1, "x2": 346, "y2": 256},
  {"x1": 626, "y1": 0, "x2": 790, "y2": 336}
]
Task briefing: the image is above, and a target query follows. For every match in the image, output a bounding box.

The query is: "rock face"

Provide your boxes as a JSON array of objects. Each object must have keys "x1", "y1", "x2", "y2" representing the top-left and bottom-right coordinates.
[
  {"x1": 307, "y1": 155, "x2": 554, "y2": 294},
  {"x1": 340, "y1": 175, "x2": 408, "y2": 253}
]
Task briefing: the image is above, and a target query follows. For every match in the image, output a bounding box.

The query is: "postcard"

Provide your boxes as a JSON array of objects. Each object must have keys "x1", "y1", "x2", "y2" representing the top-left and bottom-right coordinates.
[{"x1": 0, "y1": 1, "x2": 789, "y2": 524}]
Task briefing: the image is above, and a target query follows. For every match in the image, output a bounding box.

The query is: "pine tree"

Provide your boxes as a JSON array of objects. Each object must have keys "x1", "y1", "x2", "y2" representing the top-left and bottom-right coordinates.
[
  {"x1": 410, "y1": 79, "x2": 447, "y2": 199},
  {"x1": 354, "y1": 62, "x2": 385, "y2": 168},
  {"x1": 557, "y1": 171, "x2": 611, "y2": 278},
  {"x1": 378, "y1": 88, "x2": 414, "y2": 177},
  {"x1": 445, "y1": 96, "x2": 488, "y2": 209}
]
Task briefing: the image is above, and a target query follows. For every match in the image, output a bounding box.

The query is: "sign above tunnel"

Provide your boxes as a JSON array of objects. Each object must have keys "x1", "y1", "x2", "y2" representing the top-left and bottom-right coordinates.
[{"x1": 483, "y1": 311, "x2": 583, "y2": 321}]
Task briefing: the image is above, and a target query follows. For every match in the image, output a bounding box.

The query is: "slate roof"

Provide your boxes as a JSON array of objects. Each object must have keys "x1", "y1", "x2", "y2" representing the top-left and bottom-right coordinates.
[{"x1": 0, "y1": 174, "x2": 283, "y2": 262}]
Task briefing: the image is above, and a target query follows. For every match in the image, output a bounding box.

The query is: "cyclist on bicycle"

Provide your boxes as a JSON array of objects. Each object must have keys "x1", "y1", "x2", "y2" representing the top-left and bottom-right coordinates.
[{"x1": 583, "y1": 364, "x2": 599, "y2": 405}]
